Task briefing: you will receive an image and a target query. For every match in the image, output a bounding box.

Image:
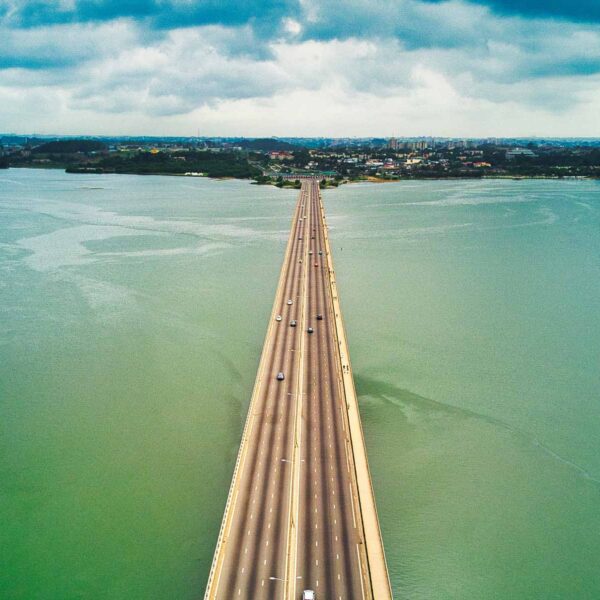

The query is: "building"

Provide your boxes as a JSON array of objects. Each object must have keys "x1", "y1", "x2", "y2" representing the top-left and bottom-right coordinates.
[
  {"x1": 506, "y1": 148, "x2": 537, "y2": 160},
  {"x1": 268, "y1": 151, "x2": 294, "y2": 160}
]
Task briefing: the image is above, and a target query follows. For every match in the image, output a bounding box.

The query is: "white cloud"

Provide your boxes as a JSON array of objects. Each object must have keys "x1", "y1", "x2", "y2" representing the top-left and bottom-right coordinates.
[
  {"x1": 282, "y1": 17, "x2": 302, "y2": 36},
  {"x1": 1, "y1": 0, "x2": 599, "y2": 135}
]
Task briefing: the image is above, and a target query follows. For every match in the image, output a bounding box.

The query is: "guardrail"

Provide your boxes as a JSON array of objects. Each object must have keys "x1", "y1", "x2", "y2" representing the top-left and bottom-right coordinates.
[{"x1": 318, "y1": 187, "x2": 393, "y2": 599}]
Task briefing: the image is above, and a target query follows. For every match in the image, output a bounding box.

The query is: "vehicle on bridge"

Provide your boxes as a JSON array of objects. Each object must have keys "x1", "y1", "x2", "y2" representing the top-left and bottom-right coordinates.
[
  {"x1": 303, "y1": 590, "x2": 316, "y2": 600},
  {"x1": 276, "y1": 372, "x2": 285, "y2": 381},
  {"x1": 316, "y1": 314, "x2": 323, "y2": 320},
  {"x1": 307, "y1": 327, "x2": 314, "y2": 334},
  {"x1": 276, "y1": 315, "x2": 282, "y2": 321},
  {"x1": 290, "y1": 320, "x2": 297, "y2": 327},
  {"x1": 287, "y1": 299, "x2": 293, "y2": 305}
]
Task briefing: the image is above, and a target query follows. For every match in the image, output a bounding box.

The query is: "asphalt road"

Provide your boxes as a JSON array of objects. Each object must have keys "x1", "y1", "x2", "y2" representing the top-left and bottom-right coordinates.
[{"x1": 207, "y1": 180, "x2": 370, "y2": 600}]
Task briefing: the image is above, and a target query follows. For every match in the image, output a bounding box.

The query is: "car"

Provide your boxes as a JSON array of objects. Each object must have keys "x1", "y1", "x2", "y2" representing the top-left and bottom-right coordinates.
[
  {"x1": 316, "y1": 314, "x2": 323, "y2": 320},
  {"x1": 314, "y1": 263, "x2": 318, "y2": 267},
  {"x1": 318, "y1": 250, "x2": 323, "y2": 255},
  {"x1": 276, "y1": 372, "x2": 285, "y2": 381},
  {"x1": 287, "y1": 299, "x2": 293, "y2": 305},
  {"x1": 276, "y1": 315, "x2": 282, "y2": 322},
  {"x1": 308, "y1": 250, "x2": 313, "y2": 255},
  {"x1": 303, "y1": 590, "x2": 315, "y2": 600},
  {"x1": 298, "y1": 237, "x2": 303, "y2": 240},
  {"x1": 307, "y1": 327, "x2": 314, "y2": 334},
  {"x1": 299, "y1": 259, "x2": 303, "y2": 263},
  {"x1": 290, "y1": 320, "x2": 297, "y2": 327}
]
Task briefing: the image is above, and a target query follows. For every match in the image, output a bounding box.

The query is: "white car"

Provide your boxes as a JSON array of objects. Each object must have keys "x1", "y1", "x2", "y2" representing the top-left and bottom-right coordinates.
[
  {"x1": 276, "y1": 315, "x2": 282, "y2": 322},
  {"x1": 287, "y1": 299, "x2": 293, "y2": 305},
  {"x1": 303, "y1": 591, "x2": 315, "y2": 600}
]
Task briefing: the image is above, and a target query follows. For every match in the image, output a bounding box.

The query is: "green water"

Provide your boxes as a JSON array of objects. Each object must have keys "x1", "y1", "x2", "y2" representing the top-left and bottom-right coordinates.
[
  {"x1": 1, "y1": 170, "x2": 599, "y2": 599},
  {"x1": 326, "y1": 180, "x2": 600, "y2": 599}
]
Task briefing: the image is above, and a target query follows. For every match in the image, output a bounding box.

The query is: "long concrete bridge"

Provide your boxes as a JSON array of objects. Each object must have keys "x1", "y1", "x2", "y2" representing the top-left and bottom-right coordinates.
[{"x1": 205, "y1": 179, "x2": 392, "y2": 599}]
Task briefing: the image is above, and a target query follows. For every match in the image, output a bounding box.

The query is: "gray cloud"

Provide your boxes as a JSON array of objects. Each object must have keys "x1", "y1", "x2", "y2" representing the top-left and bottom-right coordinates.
[
  {"x1": 0, "y1": 0, "x2": 302, "y2": 33},
  {"x1": 423, "y1": 0, "x2": 600, "y2": 23},
  {"x1": 0, "y1": 0, "x2": 598, "y2": 134}
]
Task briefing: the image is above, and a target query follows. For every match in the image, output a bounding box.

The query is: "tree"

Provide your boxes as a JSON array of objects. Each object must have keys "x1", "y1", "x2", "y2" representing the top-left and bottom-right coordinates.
[{"x1": 33, "y1": 140, "x2": 108, "y2": 154}]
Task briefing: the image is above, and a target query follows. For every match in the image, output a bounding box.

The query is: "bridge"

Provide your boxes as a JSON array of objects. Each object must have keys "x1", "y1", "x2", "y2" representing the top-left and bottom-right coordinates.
[{"x1": 205, "y1": 179, "x2": 392, "y2": 599}]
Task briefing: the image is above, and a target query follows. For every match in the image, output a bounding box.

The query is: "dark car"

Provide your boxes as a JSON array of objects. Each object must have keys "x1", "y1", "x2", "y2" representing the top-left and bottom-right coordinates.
[
  {"x1": 307, "y1": 327, "x2": 314, "y2": 334},
  {"x1": 316, "y1": 314, "x2": 323, "y2": 320}
]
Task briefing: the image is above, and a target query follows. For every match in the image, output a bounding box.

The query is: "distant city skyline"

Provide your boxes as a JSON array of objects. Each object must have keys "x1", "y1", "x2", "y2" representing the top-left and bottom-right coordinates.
[{"x1": 1, "y1": 0, "x2": 599, "y2": 137}]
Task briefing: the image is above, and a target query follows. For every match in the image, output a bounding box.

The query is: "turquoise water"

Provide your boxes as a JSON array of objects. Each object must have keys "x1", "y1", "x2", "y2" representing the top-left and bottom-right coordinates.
[
  {"x1": 326, "y1": 179, "x2": 600, "y2": 599},
  {"x1": 1, "y1": 170, "x2": 599, "y2": 598},
  {"x1": 0, "y1": 169, "x2": 297, "y2": 598}
]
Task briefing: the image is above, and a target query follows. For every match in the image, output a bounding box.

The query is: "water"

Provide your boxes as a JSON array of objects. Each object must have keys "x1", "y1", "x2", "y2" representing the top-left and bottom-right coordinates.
[
  {"x1": 325, "y1": 179, "x2": 600, "y2": 599},
  {"x1": 0, "y1": 169, "x2": 297, "y2": 599},
  {"x1": 1, "y1": 170, "x2": 599, "y2": 598}
]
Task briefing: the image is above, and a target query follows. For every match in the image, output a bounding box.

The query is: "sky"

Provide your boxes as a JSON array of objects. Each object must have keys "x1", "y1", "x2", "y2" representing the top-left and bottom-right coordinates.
[{"x1": 1, "y1": 0, "x2": 599, "y2": 137}]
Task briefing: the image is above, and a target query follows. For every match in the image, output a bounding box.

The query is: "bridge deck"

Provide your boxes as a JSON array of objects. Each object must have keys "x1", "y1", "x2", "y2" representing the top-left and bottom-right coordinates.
[{"x1": 205, "y1": 180, "x2": 391, "y2": 600}]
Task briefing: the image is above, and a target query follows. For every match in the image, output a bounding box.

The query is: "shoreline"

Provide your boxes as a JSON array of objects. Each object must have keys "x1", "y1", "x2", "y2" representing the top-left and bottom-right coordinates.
[{"x1": 4, "y1": 164, "x2": 597, "y2": 185}]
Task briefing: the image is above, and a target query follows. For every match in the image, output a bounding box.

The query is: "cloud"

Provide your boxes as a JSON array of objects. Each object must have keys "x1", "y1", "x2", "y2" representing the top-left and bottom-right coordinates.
[
  {"x1": 0, "y1": 20, "x2": 143, "y2": 69},
  {"x1": 423, "y1": 0, "x2": 600, "y2": 23},
  {"x1": 69, "y1": 27, "x2": 290, "y2": 116},
  {"x1": 1, "y1": 0, "x2": 302, "y2": 32},
  {"x1": 0, "y1": 0, "x2": 599, "y2": 135}
]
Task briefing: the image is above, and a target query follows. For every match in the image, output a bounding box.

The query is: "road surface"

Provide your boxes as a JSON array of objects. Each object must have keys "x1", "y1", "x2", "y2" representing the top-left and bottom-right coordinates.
[{"x1": 205, "y1": 180, "x2": 391, "y2": 600}]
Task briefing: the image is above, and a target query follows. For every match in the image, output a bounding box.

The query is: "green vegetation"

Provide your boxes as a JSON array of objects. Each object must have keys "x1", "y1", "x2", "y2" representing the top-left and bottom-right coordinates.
[
  {"x1": 319, "y1": 178, "x2": 339, "y2": 188},
  {"x1": 240, "y1": 138, "x2": 300, "y2": 152},
  {"x1": 7, "y1": 136, "x2": 600, "y2": 183},
  {"x1": 68, "y1": 150, "x2": 260, "y2": 178},
  {"x1": 32, "y1": 139, "x2": 108, "y2": 154},
  {"x1": 272, "y1": 176, "x2": 302, "y2": 189},
  {"x1": 252, "y1": 174, "x2": 272, "y2": 185}
]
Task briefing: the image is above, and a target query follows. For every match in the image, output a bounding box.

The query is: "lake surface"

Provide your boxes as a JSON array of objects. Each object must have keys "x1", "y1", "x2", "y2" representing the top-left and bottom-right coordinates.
[{"x1": 1, "y1": 169, "x2": 599, "y2": 599}]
